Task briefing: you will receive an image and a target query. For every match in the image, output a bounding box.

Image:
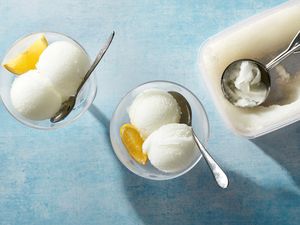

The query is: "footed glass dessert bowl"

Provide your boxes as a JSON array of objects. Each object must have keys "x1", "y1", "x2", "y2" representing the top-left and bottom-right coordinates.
[
  {"x1": 0, "y1": 32, "x2": 97, "y2": 130},
  {"x1": 110, "y1": 81, "x2": 210, "y2": 180}
]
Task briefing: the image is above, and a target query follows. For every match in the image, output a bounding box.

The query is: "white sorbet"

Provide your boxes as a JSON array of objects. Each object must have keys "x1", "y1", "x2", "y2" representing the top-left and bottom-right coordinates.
[
  {"x1": 143, "y1": 123, "x2": 197, "y2": 173},
  {"x1": 128, "y1": 89, "x2": 181, "y2": 139},
  {"x1": 10, "y1": 70, "x2": 62, "y2": 120},
  {"x1": 36, "y1": 41, "x2": 90, "y2": 101}
]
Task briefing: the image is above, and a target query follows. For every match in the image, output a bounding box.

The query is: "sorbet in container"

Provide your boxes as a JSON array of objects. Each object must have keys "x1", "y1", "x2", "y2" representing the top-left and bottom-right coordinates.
[{"x1": 199, "y1": 1, "x2": 300, "y2": 138}]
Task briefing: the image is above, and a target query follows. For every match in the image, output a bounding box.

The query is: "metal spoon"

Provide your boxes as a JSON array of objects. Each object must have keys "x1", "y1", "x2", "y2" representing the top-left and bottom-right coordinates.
[
  {"x1": 169, "y1": 91, "x2": 229, "y2": 189},
  {"x1": 50, "y1": 31, "x2": 115, "y2": 123},
  {"x1": 221, "y1": 30, "x2": 300, "y2": 108}
]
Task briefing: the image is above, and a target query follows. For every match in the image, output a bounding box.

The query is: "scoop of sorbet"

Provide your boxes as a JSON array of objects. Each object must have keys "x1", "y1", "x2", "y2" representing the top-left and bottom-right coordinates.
[
  {"x1": 142, "y1": 123, "x2": 197, "y2": 173},
  {"x1": 10, "y1": 70, "x2": 62, "y2": 120},
  {"x1": 37, "y1": 41, "x2": 90, "y2": 101},
  {"x1": 128, "y1": 89, "x2": 181, "y2": 139}
]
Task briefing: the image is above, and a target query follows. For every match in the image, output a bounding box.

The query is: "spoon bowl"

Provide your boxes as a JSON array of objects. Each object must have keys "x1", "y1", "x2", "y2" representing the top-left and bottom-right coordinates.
[
  {"x1": 50, "y1": 96, "x2": 76, "y2": 123},
  {"x1": 168, "y1": 91, "x2": 192, "y2": 126}
]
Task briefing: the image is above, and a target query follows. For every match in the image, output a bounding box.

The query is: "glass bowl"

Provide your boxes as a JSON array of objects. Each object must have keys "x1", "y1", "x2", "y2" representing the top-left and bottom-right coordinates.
[
  {"x1": 0, "y1": 32, "x2": 97, "y2": 130},
  {"x1": 110, "y1": 81, "x2": 210, "y2": 180}
]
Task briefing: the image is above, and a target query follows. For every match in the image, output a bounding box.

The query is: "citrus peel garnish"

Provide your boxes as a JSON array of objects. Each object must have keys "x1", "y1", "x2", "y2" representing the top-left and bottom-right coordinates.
[
  {"x1": 120, "y1": 124, "x2": 148, "y2": 165},
  {"x1": 3, "y1": 34, "x2": 48, "y2": 75}
]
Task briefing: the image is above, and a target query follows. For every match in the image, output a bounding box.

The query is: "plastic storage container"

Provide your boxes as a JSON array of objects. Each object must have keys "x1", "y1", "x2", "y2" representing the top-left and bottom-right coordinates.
[{"x1": 199, "y1": 1, "x2": 300, "y2": 138}]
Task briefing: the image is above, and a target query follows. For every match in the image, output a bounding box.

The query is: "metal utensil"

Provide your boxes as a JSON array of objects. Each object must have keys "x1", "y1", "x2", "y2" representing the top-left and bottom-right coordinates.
[
  {"x1": 50, "y1": 31, "x2": 115, "y2": 123},
  {"x1": 221, "y1": 31, "x2": 300, "y2": 107},
  {"x1": 169, "y1": 91, "x2": 229, "y2": 189}
]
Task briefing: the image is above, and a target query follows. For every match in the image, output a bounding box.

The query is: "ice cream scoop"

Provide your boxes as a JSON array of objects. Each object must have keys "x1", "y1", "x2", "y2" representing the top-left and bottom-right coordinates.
[
  {"x1": 128, "y1": 89, "x2": 181, "y2": 139},
  {"x1": 50, "y1": 32, "x2": 115, "y2": 123},
  {"x1": 169, "y1": 91, "x2": 228, "y2": 189},
  {"x1": 143, "y1": 123, "x2": 197, "y2": 173},
  {"x1": 221, "y1": 31, "x2": 300, "y2": 107},
  {"x1": 10, "y1": 70, "x2": 62, "y2": 120}
]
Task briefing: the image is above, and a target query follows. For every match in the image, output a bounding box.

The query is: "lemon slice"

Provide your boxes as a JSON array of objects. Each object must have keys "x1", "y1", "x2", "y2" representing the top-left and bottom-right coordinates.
[
  {"x1": 3, "y1": 34, "x2": 48, "y2": 75},
  {"x1": 120, "y1": 124, "x2": 148, "y2": 165}
]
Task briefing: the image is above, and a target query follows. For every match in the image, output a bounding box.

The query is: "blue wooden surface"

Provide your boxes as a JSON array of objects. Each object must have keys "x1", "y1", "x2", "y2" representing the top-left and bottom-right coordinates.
[{"x1": 1, "y1": 0, "x2": 300, "y2": 224}]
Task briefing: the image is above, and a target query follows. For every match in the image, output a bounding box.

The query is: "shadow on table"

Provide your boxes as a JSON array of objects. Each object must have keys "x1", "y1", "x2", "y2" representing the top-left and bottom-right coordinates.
[
  {"x1": 88, "y1": 104, "x2": 120, "y2": 162},
  {"x1": 251, "y1": 121, "x2": 300, "y2": 187},
  {"x1": 88, "y1": 104, "x2": 300, "y2": 225},
  {"x1": 120, "y1": 122, "x2": 300, "y2": 225},
  {"x1": 121, "y1": 161, "x2": 300, "y2": 225},
  {"x1": 88, "y1": 104, "x2": 110, "y2": 140}
]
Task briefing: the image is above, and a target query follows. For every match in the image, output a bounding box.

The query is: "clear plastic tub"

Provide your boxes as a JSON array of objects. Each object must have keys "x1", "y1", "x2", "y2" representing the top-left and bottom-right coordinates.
[{"x1": 198, "y1": 1, "x2": 300, "y2": 138}]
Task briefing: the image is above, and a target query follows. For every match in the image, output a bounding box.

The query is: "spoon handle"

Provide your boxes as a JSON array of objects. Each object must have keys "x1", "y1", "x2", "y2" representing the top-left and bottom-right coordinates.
[
  {"x1": 76, "y1": 31, "x2": 115, "y2": 95},
  {"x1": 192, "y1": 130, "x2": 229, "y2": 189},
  {"x1": 266, "y1": 31, "x2": 300, "y2": 70}
]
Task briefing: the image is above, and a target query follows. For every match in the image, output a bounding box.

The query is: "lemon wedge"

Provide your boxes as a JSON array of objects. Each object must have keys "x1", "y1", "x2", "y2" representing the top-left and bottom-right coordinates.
[
  {"x1": 120, "y1": 124, "x2": 148, "y2": 165},
  {"x1": 3, "y1": 34, "x2": 48, "y2": 75}
]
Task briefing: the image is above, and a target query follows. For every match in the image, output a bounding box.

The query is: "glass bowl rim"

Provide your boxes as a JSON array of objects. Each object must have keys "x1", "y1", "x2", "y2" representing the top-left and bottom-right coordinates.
[
  {"x1": 109, "y1": 80, "x2": 210, "y2": 180},
  {"x1": 0, "y1": 31, "x2": 98, "y2": 130}
]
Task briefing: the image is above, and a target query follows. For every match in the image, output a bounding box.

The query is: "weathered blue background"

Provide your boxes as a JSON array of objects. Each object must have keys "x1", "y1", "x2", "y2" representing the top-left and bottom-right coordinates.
[{"x1": 1, "y1": 0, "x2": 299, "y2": 224}]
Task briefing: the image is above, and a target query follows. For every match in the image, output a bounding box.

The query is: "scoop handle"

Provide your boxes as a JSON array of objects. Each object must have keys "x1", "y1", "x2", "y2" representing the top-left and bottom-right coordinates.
[
  {"x1": 192, "y1": 129, "x2": 229, "y2": 189},
  {"x1": 76, "y1": 31, "x2": 115, "y2": 96},
  {"x1": 266, "y1": 31, "x2": 300, "y2": 70}
]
